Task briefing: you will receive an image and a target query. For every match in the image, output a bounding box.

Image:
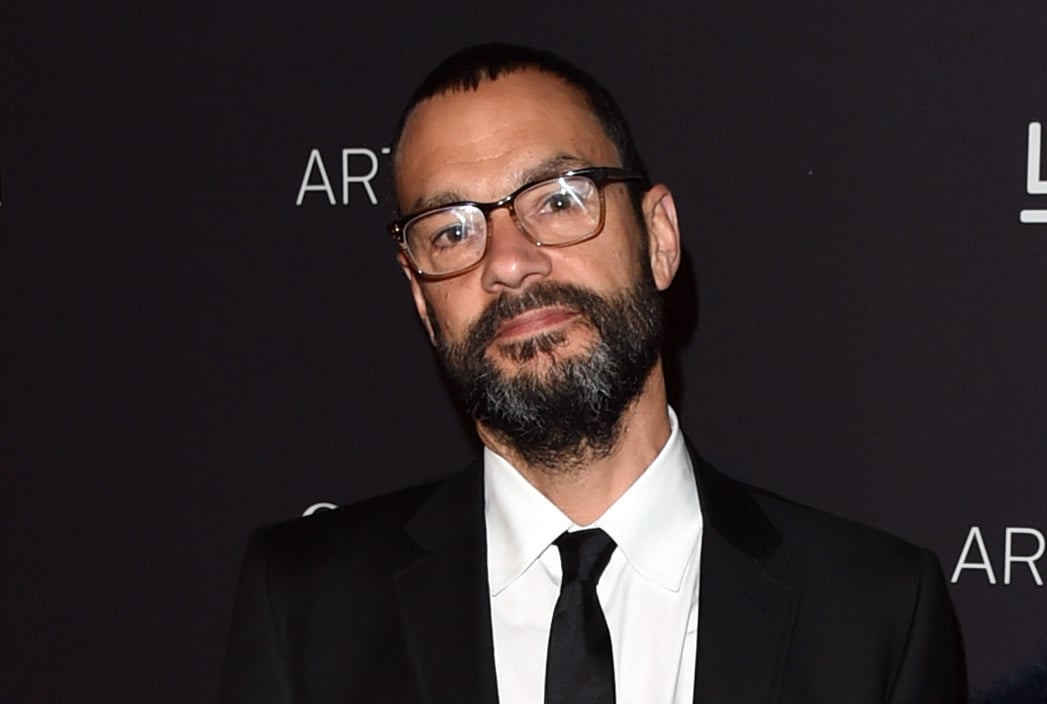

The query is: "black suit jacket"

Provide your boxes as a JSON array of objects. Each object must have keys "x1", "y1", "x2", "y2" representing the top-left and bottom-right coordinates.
[{"x1": 220, "y1": 457, "x2": 966, "y2": 703}]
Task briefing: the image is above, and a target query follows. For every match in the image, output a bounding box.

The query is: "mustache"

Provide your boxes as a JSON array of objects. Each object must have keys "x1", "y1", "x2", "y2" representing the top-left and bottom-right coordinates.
[{"x1": 461, "y1": 282, "x2": 605, "y2": 351}]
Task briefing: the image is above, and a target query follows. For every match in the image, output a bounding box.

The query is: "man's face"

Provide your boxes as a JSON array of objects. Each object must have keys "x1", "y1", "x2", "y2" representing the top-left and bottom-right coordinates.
[{"x1": 394, "y1": 70, "x2": 677, "y2": 469}]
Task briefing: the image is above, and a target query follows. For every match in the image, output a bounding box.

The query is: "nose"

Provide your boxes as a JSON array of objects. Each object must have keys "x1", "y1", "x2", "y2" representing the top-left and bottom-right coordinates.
[{"x1": 479, "y1": 210, "x2": 552, "y2": 292}]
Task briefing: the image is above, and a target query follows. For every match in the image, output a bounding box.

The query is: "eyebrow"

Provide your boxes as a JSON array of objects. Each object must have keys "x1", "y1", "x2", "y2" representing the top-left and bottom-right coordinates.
[{"x1": 406, "y1": 154, "x2": 593, "y2": 214}]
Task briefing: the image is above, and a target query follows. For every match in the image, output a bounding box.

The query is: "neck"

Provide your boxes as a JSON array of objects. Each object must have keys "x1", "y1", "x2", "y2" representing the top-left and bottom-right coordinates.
[{"x1": 477, "y1": 360, "x2": 672, "y2": 525}]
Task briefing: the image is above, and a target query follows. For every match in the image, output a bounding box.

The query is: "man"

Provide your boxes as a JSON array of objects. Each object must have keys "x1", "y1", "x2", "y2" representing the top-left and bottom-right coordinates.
[{"x1": 221, "y1": 44, "x2": 966, "y2": 703}]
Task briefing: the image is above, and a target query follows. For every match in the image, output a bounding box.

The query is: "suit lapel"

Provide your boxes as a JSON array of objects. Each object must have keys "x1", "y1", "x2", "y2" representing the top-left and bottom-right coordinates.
[
  {"x1": 393, "y1": 464, "x2": 500, "y2": 704},
  {"x1": 692, "y1": 458, "x2": 798, "y2": 704},
  {"x1": 389, "y1": 453, "x2": 798, "y2": 704}
]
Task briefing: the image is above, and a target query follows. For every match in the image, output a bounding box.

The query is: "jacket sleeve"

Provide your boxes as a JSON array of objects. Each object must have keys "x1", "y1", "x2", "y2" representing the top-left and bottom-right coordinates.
[
  {"x1": 886, "y1": 548, "x2": 968, "y2": 704},
  {"x1": 219, "y1": 528, "x2": 295, "y2": 704}
]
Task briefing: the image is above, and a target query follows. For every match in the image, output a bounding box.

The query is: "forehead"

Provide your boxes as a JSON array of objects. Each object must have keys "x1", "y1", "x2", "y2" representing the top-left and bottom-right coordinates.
[{"x1": 394, "y1": 70, "x2": 619, "y2": 213}]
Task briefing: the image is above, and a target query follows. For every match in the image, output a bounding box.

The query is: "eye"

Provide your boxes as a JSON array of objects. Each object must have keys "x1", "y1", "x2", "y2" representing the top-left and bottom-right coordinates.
[
  {"x1": 521, "y1": 176, "x2": 598, "y2": 221},
  {"x1": 430, "y1": 223, "x2": 470, "y2": 249},
  {"x1": 538, "y1": 187, "x2": 585, "y2": 215}
]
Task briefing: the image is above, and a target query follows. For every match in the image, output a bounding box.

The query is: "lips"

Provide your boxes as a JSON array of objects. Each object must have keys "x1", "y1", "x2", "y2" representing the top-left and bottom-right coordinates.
[{"x1": 495, "y1": 307, "x2": 580, "y2": 341}]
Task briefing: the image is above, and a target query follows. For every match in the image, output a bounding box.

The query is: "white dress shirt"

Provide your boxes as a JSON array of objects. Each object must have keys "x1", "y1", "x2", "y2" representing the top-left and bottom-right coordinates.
[{"x1": 484, "y1": 407, "x2": 703, "y2": 704}]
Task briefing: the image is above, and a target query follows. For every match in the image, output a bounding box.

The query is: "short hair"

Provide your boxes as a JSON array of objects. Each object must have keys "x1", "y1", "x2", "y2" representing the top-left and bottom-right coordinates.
[{"x1": 390, "y1": 43, "x2": 651, "y2": 214}]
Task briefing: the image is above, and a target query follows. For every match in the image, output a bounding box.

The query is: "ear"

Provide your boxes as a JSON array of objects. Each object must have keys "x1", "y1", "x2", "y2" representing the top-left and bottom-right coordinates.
[
  {"x1": 398, "y1": 252, "x2": 438, "y2": 346},
  {"x1": 642, "y1": 184, "x2": 682, "y2": 291}
]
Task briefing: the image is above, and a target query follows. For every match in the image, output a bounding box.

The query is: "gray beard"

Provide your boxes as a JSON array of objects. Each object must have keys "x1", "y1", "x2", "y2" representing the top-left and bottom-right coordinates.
[{"x1": 430, "y1": 276, "x2": 663, "y2": 472}]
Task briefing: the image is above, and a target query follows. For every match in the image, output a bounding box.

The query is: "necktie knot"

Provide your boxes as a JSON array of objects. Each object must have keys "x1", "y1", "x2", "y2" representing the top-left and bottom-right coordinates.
[{"x1": 554, "y1": 529, "x2": 616, "y2": 585}]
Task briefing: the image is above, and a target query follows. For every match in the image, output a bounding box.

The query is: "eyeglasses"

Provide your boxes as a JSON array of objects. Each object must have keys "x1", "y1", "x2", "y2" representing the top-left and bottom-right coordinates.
[{"x1": 389, "y1": 166, "x2": 646, "y2": 279}]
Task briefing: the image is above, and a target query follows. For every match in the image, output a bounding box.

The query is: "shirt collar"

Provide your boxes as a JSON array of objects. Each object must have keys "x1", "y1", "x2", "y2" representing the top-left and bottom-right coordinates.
[
  {"x1": 484, "y1": 446, "x2": 573, "y2": 596},
  {"x1": 596, "y1": 407, "x2": 701, "y2": 591},
  {"x1": 484, "y1": 406, "x2": 702, "y2": 595}
]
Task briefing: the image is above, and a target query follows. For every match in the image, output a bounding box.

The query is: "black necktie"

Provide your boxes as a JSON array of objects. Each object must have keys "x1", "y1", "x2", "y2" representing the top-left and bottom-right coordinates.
[{"x1": 545, "y1": 528, "x2": 617, "y2": 704}]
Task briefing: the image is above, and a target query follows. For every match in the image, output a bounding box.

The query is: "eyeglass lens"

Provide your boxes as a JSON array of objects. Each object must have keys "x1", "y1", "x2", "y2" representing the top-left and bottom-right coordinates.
[{"x1": 405, "y1": 175, "x2": 603, "y2": 276}]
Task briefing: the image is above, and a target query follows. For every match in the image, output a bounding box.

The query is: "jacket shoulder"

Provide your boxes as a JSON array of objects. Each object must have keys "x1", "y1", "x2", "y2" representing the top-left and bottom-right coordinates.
[
  {"x1": 730, "y1": 478, "x2": 949, "y2": 614},
  {"x1": 732, "y1": 478, "x2": 965, "y2": 700},
  {"x1": 749, "y1": 483, "x2": 925, "y2": 567},
  {"x1": 249, "y1": 474, "x2": 452, "y2": 577}
]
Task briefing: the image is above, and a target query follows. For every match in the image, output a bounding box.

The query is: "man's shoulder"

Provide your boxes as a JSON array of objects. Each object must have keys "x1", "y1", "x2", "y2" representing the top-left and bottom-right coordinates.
[
  {"x1": 736, "y1": 475, "x2": 940, "y2": 591},
  {"x1": 698, "y1": 458, "x2": 923, "y2": 558},
  {"x1": 246, "y1": 467, "x2": 474, "y2": 576},
  {"x1": 697, "y1": 465, "x2": 965, "y2": 698}
]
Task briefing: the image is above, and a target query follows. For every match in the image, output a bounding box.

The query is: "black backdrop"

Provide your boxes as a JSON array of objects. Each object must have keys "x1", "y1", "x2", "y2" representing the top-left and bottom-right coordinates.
[{"x1": 5, "y1": 2, "x2": 1046, "y2": 702}]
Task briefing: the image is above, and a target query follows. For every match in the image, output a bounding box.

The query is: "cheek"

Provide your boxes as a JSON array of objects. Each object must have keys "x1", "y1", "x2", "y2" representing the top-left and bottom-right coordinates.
[
  {"x1": 566, "y1": 227, "x2": 646, "y2": 287},
  {"x1": 422, "y1": 284, "x2": 480, "y2": 342},
  {"x1": 608, "y1": 223, "x2": 649, "y2": 281}
]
